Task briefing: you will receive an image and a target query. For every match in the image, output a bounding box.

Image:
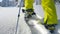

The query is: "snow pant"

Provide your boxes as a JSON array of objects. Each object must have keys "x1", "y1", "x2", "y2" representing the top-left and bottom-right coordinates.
[
  {"x1": 24, "y1": 0, "x2": 58, "y2": 25},
  {"x1": 24, "y1": 0, "x2": 34, "y2": 10}
]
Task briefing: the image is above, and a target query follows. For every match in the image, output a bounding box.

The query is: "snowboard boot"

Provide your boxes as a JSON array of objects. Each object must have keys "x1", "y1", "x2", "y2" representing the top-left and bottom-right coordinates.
[
  {"x1": 22, "y1": 9, "x2": 36, "y2": 22},
  {"x1": 44, "y1": 24, "x2": 57, "y2": 33},
  {"x1": 22, "y1": 9, "x2": 36, "y2": 16}
]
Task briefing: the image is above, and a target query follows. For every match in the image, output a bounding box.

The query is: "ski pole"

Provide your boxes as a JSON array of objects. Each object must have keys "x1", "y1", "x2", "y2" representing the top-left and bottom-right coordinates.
[{"x1": 15, "y1": 0, "x2": 22, "y2": 34}]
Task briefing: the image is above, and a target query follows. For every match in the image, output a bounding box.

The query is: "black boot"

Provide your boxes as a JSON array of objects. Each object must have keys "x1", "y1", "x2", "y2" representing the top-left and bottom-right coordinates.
[
  {"x1": 44, "y1": 24, "x2": 57, "y2": 33},
  {"x1": 22, "y1": 9, "x2": 36, "y2": 17},
  {"x1": 22, "y1": 9, "x2": 36, "y2": 22}
]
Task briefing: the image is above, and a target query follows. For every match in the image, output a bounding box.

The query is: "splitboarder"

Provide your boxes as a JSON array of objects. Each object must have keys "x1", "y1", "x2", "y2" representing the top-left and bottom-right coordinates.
[{"x1": 22, "y1": 0, "x2": 58, "y2": 33}]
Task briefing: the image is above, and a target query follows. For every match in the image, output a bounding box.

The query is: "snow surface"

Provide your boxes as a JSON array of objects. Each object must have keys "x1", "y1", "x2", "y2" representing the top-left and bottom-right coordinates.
[{"x1": 0, "y1": 4, "x2": 60, "y2": 34}]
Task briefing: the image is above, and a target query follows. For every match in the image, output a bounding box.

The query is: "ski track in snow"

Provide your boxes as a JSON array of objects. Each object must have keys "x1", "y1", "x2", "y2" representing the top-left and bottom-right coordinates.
[{"x1": 0, "y1": 4, "x2": 60, "y2": 34}]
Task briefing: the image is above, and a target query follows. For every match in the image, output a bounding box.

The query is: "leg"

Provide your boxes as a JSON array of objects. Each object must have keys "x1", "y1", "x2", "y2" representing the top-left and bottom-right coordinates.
[
  {"x1": 41, "y1": 0, "x2": 58, "y2": 33},
  {"x1": 23, "y1": 0, "x2": 36, "y2": 18}
]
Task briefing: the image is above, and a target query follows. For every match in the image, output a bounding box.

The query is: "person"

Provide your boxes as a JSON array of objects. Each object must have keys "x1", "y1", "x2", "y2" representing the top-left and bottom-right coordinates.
[{"x1": 22, "y1": 0, "x2": 58, "y2": 33}]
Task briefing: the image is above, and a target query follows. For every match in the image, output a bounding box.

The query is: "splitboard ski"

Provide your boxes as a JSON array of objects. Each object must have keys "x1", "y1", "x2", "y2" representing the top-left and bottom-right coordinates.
[{"x1": 23, "y1": 13, "x2": 51, "y2": 34}]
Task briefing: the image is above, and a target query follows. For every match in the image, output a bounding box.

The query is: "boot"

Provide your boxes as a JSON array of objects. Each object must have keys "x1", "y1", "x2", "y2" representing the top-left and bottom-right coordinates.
[
  {"x1": 44, "y1": 24, "x2": 57, "y2": 33},
  {"x1": 22, "y1": 9, "x2": 36, "y2": 17},
  {"x1": 22, "y1": 9, "x2": 36, "y2": 22}
]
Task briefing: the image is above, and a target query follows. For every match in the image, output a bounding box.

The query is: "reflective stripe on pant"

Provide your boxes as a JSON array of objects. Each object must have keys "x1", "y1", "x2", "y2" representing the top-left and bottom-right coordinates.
[{"x1": 41, "y1": 0, "x2": 58, "y2": 25}]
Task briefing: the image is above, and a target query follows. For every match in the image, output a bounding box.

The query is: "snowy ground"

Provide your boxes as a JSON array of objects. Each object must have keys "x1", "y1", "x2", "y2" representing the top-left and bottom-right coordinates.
[{"x1": 0, "y1": 4, "x2": 60, "y2": 34}]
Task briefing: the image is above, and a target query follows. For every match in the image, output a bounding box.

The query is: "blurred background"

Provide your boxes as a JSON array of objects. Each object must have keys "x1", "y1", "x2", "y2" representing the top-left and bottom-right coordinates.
[
  {"x1": 0, "y1": 0, "x2": 60, "y2": 7},
  {"x1": 0, "y1": 0, "x2": 17, "y2": 7}
]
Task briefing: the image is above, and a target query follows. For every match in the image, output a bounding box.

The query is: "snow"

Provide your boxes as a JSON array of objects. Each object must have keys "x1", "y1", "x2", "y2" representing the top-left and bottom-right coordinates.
[{"x1": 0, "y1": 4, "x2": 60, "y2": 34}]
